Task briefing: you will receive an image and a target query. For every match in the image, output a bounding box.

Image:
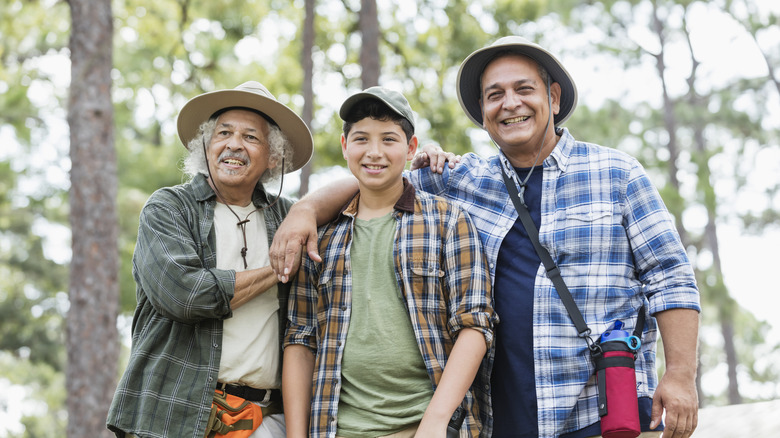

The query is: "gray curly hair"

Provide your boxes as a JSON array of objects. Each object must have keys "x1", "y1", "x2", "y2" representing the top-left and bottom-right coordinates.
[{"x1": 182, "y1": 118, "x2": 294, "y2": 183}]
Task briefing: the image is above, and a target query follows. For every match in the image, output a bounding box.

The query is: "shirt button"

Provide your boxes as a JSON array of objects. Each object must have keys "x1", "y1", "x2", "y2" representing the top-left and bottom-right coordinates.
[
  {"x1": 208, "y1": 377, "x2": 213, "y2": 382},
  {"x1": 213, "y1": 343, "x2": 219, "y2": 348},
  {"x1": 490, "y1": 263, "x2": 495, "y2": 269},
  {"x1": 341, "y1": 306, "x2": 347, "y2": 311}
]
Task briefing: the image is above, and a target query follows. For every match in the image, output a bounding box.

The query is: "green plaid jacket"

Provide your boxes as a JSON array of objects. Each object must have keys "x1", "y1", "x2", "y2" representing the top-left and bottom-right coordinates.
[{"x1": 106, "y1": 174, "x2": 293, "y2": 438}]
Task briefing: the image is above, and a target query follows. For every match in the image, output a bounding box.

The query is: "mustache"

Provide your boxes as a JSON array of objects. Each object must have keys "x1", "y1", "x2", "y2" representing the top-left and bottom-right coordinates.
[{"x1": 217, "y1": 150, "x2": 250, "y2": 164}]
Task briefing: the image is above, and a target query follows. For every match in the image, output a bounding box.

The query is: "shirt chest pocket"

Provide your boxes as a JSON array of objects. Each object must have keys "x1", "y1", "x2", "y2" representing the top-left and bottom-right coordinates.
[
  {"x1": 407, "y1": 258, "x2": 447, "y2": 314},
  {"x1": 554, "y1": 202, "x2": 622, "y2": 254}
]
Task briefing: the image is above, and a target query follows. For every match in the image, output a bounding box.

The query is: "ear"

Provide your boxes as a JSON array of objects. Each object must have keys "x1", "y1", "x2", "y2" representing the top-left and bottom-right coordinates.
[
  {"x1": 266, "y1": 150, "x2": 279, "y2": 170},
  {"x1": 406, "y1": 135, "x2": 419, "y2": 160},
  {"x1": 550, "y1": 82, "x2": 562, "y2": 115},
  {"x1": 341, "y1": 133, "x2": 348, "y2": 160}
]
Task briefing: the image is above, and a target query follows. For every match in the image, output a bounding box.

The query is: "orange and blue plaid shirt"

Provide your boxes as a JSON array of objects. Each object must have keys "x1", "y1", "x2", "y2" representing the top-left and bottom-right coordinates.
[{"x1": 284, "y1": 179, "x2": 496, "y2": 437}]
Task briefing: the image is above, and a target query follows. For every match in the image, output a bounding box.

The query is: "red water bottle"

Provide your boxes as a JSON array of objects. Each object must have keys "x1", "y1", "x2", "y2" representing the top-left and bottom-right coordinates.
[{"x1": 596, "y1": 321, "x2": 641, "y2": 438}]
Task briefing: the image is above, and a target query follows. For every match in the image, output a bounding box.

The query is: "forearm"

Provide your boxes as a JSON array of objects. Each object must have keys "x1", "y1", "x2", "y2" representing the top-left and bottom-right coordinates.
[
  {"x1": 292, "y1": 176, "x2": 358, "y2": 227},
  {"x1": 282, "y1": 345, "x2": 315, "y2": 438},
  {"x1": 656, "y1": 308, "x2": 699, "y2": 377},
  {"x1": 231, "y1": 266, "x2": 278, "y2": 310},
  {"x1": 421, "y1": 328, "x2": 487, "y2": 426}
]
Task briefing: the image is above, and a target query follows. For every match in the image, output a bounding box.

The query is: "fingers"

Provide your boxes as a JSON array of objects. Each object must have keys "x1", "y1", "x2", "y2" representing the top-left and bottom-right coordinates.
[
  {"x1": 650, "y1": 394, "x2": 664, "y2": 431},
  {"x1": 306, "y1": 238, "x2": 322, "y2": 263},
  {"x1": 428, "y1": 152, "x2": 462, "y2": 174},
  {"x1": 662, "y1": 405, "x2": 697, "y2": 438},
  {"x1": 278, "y1": 240, "x2": 304, "y2": 283},
  {"x1": 410, "y1": 151, "x2": 431, "y2": 170}
]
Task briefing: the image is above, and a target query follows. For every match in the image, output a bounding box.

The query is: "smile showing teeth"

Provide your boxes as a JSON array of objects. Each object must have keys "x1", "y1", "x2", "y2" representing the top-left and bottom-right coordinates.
[
  {"x1": 363, "y1": 164, "x2": 385, "y2": 170},
  {"x1": 223, "y1": 159, "x2": 245, "y2": 166},
  {"x1": 503, "y1": 116, "x2": 530, "y2": 125}
]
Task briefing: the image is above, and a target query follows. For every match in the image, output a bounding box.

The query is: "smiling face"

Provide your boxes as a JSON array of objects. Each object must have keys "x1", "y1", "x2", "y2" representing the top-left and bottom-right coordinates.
[
  {"x1": 206, "y1": 109, "x2": 276, "y2": 206},
  {"x1": 341, "y1": 117, "x2": 417, "y2": 199},
  {"x1": 480, "y1": 53, "x2": 561, "y2": 166}
]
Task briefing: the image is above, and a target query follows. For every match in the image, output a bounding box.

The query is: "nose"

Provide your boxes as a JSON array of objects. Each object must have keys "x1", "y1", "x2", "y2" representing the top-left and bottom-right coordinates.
[
  {"x1": 503, "y1": 90, "x2": 523, "y2": 110},
  {"x1": 366, "y1": 140, "x2": 382, "y2": 158},
  {"x1": 226, "y1": 132, "x2": 244, "y2": 150}
]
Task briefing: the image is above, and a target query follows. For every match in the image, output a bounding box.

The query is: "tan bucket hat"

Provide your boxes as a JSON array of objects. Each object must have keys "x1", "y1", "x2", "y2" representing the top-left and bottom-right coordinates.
[
  {"x1": 457, "y1": 36, "x2": 578, "y2": 128},
  {"x1": 176, "y1": 81, "x2": 313, "y2": 173}
]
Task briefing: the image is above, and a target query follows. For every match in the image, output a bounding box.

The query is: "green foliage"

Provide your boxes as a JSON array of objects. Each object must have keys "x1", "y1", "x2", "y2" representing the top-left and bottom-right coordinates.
[{"x1": 1, "y1": 352, "x2": 67, "y2": 438}]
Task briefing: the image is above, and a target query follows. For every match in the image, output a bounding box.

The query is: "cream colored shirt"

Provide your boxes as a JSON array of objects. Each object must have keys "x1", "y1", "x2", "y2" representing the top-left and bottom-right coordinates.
[{"x1": 214, "y1": 202, "x2": 280, "y2": 389}]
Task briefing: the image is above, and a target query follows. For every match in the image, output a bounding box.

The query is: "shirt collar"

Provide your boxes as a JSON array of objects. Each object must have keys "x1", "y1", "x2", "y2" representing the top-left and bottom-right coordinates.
[
  {"x1": 191, "y1": 173, "x2": 273, "y2": 207},
  {"x1": 340, "y1": 177, "x2": 416, "y2": 217},
  {"x1": 497, "y1": 127, "x2": 575, "y2": 182}
]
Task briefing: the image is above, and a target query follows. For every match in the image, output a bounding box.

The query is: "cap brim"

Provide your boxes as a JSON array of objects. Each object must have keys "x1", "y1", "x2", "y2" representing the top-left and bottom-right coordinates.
[
  {"x1": 176, "y1": 89, "x2": 313, "y2": 173},
  {"x1": 457, "y1": 41, "x2": 578, "y2": 128}
]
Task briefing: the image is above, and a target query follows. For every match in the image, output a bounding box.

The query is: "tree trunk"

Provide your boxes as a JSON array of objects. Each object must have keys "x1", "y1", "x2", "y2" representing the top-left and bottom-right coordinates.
[
  {"x1": 360, "y1": 0, "x2": 380, "y2": 87},
  {"x1": 650, "y1": 1, "x2": 688, "y2": 246},
  {"x1": 66, "y1": 0, "x2": 119, "y2": 436},
  {"x1": 299, "y1": 0, "x2": 315, "y2": 196}
]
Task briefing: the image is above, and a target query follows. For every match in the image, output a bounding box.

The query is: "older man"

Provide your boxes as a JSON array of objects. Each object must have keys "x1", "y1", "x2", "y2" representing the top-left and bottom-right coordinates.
[
  {"x1": 107, "y1": 81, "x2": 312, "y2": 438},
  {"x1": 270, "y1": 37, "x2": 700, "y2": 438}
]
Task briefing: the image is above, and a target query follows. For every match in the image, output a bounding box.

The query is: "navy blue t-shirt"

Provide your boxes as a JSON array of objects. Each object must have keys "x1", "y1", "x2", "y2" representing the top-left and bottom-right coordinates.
[{"x1": 491, "y1": 165, "x2": 543, "y2": 437}]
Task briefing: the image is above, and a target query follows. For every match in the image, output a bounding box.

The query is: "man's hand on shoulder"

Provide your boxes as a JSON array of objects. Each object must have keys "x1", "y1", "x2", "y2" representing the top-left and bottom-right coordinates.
[
  {"x1": 270, "y1": 203, "x2": 321, "y2": 283},
  {"x1": 411, "y1": 142, "x2": 461, "y2": 174}
]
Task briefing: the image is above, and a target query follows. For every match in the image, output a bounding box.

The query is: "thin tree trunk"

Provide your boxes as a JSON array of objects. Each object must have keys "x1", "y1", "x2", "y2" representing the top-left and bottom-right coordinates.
[
  {"x1": 66, "y1": 0, "x2": 119, "y2": 436},
  {"x1": 650, "y1": 1, "x2": 688, "y2": 246},
  {"x1": 681, "y1": 9, "x2": 741, "y2": 405},
  {"x1": 299, "y1": 0, "x2": 315, "y2": 196},
  {"x1": 360, "y1": 0, "x2": 379, "y2": 87}
]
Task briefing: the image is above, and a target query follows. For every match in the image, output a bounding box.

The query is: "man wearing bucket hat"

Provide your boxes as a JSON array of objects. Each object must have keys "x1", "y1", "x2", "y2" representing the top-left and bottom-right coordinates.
[
  {"x1": 269, "y1": 36, "x2": 700, "y2": 438},
  {"x1": 107, "y1": 81, "x2": 312, "y2": 438}
]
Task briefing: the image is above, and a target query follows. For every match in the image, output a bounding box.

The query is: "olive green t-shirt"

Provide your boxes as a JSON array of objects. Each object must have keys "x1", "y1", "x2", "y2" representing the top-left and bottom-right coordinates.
[{"x1": 335, "y1": 214, "x2": 434, "y2": 437}]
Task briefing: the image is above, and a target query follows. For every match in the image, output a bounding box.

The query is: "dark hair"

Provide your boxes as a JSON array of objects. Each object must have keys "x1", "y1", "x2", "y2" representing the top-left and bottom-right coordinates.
[{"x1": 342, "y1": 99, "x2": 414, "y2": 142}]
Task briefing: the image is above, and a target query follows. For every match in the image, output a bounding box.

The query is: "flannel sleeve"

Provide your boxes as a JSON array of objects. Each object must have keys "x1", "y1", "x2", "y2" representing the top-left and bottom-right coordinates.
[
  {"x1": 284, "y1": 254, "x2": 319, "y2": 353},
  {"x1": 442, "y1": 204, "x2": 496, "y2": 346},
  {"x1": 624, "y1": 161, "x2": 700, "y2": 315},
  {"x1": 133, "y1": 193, "x2": 234, "y2": 324}
]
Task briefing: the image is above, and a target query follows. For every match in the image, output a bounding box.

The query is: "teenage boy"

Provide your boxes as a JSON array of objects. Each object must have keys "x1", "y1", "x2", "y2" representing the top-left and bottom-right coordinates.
[{"x1": 282, "y1": 87, "x2": 496, "y2": 438}]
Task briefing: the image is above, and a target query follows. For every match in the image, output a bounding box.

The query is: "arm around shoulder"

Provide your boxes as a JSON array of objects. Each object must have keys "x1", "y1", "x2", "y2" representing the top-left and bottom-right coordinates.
[{"x1": 270, "y1": 177, "x2": 359, "y2": 282}]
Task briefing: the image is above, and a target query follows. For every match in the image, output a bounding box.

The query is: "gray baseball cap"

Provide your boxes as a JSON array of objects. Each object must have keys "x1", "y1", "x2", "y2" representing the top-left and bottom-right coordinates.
[
  {"x1": 339, "y1": 86, "x2": 415, "y2": 130},
  {"x1": 457, "y1": 36, "x2": 578, "y2": 128}
]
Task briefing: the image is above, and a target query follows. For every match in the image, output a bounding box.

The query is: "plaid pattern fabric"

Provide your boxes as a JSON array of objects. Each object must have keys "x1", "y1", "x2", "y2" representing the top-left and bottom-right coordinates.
[
  {"x1": 106, "y1": 174, "x2": 293, "y2": 438},
  {"x1": 285, "y1": 179, "x2": 496, "y2": 438},
  {"x1": 407, "y1": 128, "x2": 700, "y2": 437}
]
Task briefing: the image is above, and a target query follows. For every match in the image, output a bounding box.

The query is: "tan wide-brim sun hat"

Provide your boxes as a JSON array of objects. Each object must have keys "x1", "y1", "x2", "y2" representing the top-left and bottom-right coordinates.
[
  {"x1": 457, "y1": 36, "x2": 578, "y2": 128},
  {"x1": 176, "y1": 81, "x2": 313, "y2": 173}
]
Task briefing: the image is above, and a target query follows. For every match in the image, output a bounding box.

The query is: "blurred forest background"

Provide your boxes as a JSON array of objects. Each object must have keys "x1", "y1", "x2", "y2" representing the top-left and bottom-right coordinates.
[{"x1": 1, "y1": 0, "x2": 779, "y2": 436}]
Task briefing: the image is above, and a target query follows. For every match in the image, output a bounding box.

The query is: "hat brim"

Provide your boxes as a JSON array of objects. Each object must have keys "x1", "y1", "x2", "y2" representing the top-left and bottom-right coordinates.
[
  {"x1": 457, "y1": 39, "x2": 578, "y2": 128},
  {"x1": 177, "y1": 89, "x2": 313, "y2": 173}
]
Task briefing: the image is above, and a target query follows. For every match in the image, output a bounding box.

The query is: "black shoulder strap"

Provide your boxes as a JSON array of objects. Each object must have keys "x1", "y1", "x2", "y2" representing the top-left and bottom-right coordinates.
[{"x1": 500, "y1": 167, "x2": 594, "y2": 343}]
